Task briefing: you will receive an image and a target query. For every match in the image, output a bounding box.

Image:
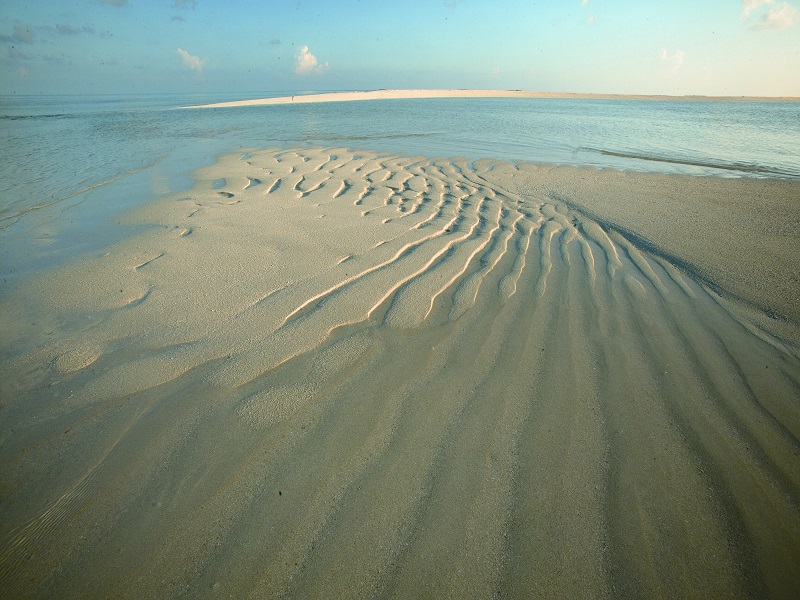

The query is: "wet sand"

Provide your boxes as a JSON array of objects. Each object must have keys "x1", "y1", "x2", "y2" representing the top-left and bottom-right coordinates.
[{"x1": 1, "y1": 148, "x2": 799, "y2": 598}]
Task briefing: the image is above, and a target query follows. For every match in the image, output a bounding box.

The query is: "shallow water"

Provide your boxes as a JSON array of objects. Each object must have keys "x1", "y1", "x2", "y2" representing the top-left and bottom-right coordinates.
[{"x1": 1, "y1": 93, "x2": 798, "y2": 281}]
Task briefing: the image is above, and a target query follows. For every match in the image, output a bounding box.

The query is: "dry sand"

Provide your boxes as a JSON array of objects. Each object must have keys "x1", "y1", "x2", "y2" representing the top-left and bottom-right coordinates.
[
  {"x1": 186, "y1": 89, "x2": 800, "y2": 109},
  {"x1": 1, "y1": 147, "x2": 799, "y2": 598}
]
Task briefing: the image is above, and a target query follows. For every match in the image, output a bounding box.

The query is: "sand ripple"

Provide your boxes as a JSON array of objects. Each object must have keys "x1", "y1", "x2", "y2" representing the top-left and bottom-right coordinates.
[{"x1": 1, "y1": 147, "x2": 799, "y2": 598}]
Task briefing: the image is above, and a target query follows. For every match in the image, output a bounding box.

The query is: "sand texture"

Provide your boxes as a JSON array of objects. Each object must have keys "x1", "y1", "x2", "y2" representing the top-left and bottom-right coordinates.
[
  {"x1": 1, "y1": 148, "x2": 799, "y2": 598},
  {"x1": 187, "y1": 89, "x2": 800, "y2": 109}
]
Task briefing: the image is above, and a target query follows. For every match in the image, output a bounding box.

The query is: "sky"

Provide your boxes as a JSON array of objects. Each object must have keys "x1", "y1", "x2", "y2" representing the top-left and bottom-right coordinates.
[{"x1": 0, "y1": 0, "x2": 799, "y2": 97}]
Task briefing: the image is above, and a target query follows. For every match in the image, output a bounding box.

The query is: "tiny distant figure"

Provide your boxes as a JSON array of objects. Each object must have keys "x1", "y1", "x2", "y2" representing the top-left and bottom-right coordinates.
[{"x1": 292, "y1": 95, "x2": 295, "y2": 102}]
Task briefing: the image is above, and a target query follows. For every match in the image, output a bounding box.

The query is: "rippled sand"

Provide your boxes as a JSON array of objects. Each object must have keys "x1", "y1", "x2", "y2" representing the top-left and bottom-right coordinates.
[{"x1": 1, "y1": 148, "x2": 799, "y2": 598}]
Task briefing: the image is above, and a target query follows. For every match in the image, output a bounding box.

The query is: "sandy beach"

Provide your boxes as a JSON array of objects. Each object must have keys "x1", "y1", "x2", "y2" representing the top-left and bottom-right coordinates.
[
  {"x1": 1, "y1": 147, "x2": 799, "y2": 598},
  {"x1": 186, "y1": 89, "x2": 800, "y2": 109}
]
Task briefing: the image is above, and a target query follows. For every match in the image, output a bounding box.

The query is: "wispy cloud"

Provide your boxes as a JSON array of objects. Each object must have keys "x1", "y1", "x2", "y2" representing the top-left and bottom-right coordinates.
[
  {"x1": 580, "y1": 0, "x2": 595, "y2": 24},
  {"x1": 743, "y1": 0, "x2": 800, "y2": 29},
  {"x1": 56, "y1": 24, "x2": 95, "y2": 35},
  {"x1": 755, "y1": 1, "x2": 800, "y2": 28},
  {"x1": 660, "y1": 48, "x2": 685, "y2": 75},
  {"x1": 6, "y1": 46, "x2": 67, "y2": 64},
  {"x1": 174, "y1": 0, "x2": 197, "y2": 8},
  {"x1": 98, "y1": 0, "x2": 127, "y2": 6},
  {"x1": 0, "y1": 24, "x2": 34, "y2": 44},
  {"x1": 177, "y1": 47, "x2": 204, "y2": 75},
  {"x1": 8, "y1": 47, "x2": 35, "y2": 60},
  {"x1": 269, "y1": 38, "x2": 282, "y2": 46},
  {"x1": 294, "y1": 45, "x2": 329, "y2": 75},
  {"x1": 743, "y1": 0, "x2": 770, "y2": 18}
]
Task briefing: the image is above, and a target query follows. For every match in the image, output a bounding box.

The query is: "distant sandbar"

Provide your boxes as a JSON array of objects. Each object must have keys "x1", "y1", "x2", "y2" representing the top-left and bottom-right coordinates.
[{"x1": 186, "y1": 89, "x2": 799, "y2": 109}]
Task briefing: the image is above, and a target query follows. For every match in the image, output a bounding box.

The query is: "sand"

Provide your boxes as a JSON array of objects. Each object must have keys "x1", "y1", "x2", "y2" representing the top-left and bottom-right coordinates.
[
  {"x1": 1, "y1": 147, "x2": 799, "y2": 598},
  {"x1": 186, "y1": 89, "x2": 800, "y2": 109}
]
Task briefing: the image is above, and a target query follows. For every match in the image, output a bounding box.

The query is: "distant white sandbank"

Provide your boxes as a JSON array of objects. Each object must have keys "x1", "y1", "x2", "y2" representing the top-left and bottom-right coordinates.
[{"x1": 185, "y1": 89, "x2": 800, "y2": 109}]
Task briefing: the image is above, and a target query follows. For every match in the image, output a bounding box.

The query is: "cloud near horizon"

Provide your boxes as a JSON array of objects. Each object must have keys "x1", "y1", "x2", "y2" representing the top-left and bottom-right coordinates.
[
  {"x1": 294, "y1": 45, "x2": 329, "y2": 75},
  {"x1": 660, "y1": 48, "x2": 685, "y2": 75},
  {"x1": 177, "y1": 48, "x2": 204, "y2": 75},
  {"x1": 742, "y1": 0, "x2": 800, "y2": 29}
]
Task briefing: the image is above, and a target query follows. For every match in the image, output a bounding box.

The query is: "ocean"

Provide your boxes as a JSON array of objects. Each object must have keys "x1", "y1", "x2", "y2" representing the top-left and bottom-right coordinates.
[{"x1": 1, "y1": 92, "x2": 799, "y2": 282}]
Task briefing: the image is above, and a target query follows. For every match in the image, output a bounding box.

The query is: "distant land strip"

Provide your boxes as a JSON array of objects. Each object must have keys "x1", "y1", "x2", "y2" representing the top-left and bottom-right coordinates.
[{"x1": 185, "y1": 89, "x2": 800, "y2": 109}]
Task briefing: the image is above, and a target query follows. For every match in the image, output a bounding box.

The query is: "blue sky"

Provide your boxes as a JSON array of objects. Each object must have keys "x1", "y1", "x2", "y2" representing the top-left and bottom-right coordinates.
[{"x1": 1, "y1": 0, "x2": 798, "y2": 96}]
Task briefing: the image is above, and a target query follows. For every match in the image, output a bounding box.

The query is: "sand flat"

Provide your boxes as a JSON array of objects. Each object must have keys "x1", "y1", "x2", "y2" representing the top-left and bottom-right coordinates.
[
  {"x1": 186, "y1": 89, "x2": 800, "y2": 109},
  {"x1": 1, "y1": 147, "x2": 799, "y2": 598}
]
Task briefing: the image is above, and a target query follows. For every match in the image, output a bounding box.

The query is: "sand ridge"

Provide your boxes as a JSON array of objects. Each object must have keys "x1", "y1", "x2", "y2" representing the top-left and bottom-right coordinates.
[
  {"x1": 1, "y1": 147, "x2": 799, "y2": 598},
  {"x1": 185, "y1": 89, "x2": 800, "y2": 109}
]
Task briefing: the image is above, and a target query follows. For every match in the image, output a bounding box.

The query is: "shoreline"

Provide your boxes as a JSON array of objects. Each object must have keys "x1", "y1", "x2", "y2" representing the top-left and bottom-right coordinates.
[{"x1": 185, "y1": 88, "x2": 800, "y2": 109}]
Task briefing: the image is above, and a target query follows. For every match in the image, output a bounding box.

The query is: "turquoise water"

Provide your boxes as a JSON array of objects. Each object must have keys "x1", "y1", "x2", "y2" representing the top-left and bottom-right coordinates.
[{"x1": 1, "y1": 92, "x2": 799, "y2": 280}]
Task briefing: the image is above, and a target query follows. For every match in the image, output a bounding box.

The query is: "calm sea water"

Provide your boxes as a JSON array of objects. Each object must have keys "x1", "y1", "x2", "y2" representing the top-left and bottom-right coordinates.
[{"x1": 1, "y1": 92, "x2": 798, "y2": 281}]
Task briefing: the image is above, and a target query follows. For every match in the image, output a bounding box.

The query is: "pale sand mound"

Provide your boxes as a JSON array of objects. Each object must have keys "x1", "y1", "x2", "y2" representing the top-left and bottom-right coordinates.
[
  {"x1": 1, "y1": 147, "x2": 799, "y2": 598},
  {"x1": 185, "y1": 89, "x2": 800, "y2": 109}
]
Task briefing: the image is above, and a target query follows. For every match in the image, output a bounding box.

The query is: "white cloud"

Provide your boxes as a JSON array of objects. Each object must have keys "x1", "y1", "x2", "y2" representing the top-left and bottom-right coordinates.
[
  {"x1": 755, "y1": 1, "x2": 800, "y2": 28},
  {"x1": 177, "y1": 47, "x2": 204, "y2": 75},
  {"x1": 580, "y1": 0, "x2": 594, "y2": 23},
  {"x1": 294, "y1": 45, "x2": 329, "y2": 75},
  {"x1": 743, "y1": 0, "x2": 800, "y2": 29},
  {"x1": 660, "y1": 48, "x2": 685, "y2": 75},
  {"x1": 743, "y1": 0, "x2": 771, "y2": 18}
]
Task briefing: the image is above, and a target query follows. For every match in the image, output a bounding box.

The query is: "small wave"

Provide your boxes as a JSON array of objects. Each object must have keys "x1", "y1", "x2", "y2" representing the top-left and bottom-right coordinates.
[
  {"x1": 303, "y1": 132, "x2": 440, "y2": 142},
  {"x1": 0, "y1": 160, "x2": 163, "y2": 227},
  {"x1": 0, "y1": 113, "x2": 73, "y2": 121},
  {"x1": 580, "y1": 147, "x2": 799, "y2": 178}
]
